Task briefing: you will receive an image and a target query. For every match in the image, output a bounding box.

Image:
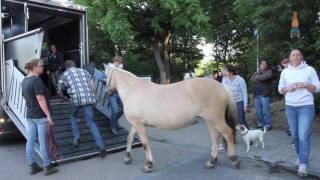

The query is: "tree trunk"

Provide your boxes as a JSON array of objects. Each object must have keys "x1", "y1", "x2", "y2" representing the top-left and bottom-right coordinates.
[
  {"x1": 152, "y1": 41, "x2": 166, "y2": 84},
  {"x1": 163, "y1": 33, "x2": 172, "y2": 83}
]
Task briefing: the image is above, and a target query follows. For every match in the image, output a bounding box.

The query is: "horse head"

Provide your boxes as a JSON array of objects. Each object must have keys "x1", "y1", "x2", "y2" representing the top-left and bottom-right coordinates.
[{"x1": 104, "y1": 63, "x2": 117, "y2": 94}]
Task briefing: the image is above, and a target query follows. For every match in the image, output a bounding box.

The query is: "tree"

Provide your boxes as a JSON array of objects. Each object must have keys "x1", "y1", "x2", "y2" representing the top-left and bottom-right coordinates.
[
  {"x1": 79, "y1": 0, "x2": 209, "y2": 83},
  {"x1": 234, "y1": 0, "x2": 320, "y2": 69}
]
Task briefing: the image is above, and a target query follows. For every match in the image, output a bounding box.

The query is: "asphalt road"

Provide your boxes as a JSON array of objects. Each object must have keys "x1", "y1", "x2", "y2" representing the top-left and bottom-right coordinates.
[{"x1": 0, "y1": 118, "x2": 317, "y2": 180}]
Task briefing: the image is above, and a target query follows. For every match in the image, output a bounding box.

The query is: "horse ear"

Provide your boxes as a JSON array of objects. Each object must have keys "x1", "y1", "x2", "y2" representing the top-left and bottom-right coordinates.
[
  {"x1": 103, "y1": 63, "x2": 109, "y2": 69},
  {"x1": 103, "y1": 63, "x2": 109, "y2": 74}
]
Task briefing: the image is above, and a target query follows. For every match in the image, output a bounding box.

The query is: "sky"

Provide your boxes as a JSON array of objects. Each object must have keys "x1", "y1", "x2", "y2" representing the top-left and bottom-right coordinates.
[{"x1": 197, "y1": 42, "x2": 214, "y2": 62}]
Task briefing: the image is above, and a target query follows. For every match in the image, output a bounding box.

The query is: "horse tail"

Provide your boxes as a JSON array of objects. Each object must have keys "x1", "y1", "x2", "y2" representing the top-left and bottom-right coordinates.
[{"x1": 222, "y1": 85, "x2": 237, "y2": 142}]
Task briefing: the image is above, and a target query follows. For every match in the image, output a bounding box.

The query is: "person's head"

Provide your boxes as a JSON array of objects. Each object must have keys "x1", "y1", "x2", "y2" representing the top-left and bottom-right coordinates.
[
  {"x1": 281, "y1": 58, "x2": 289, "y2": 69},
  {"x1": 50, "y1": 44, "x2": 57, "y2": 53},
  {"x1": 259, "y1": 60, "x2": 269, "y2": 70},
  {"x1": 64, "y1": 60, "x2": 76, "y2": 69},
  {"x1": 24, "y1": 58, "x2": 44, "y2": 75},
  {"x1": 112, "y1": 56, "x2": 124, "y2": 68},
  {"x1": 224, "y1": 65, "x2": 238, "y2": 77},
  {"x1": 212, "y1": 71, "x2": 219, "y2": 78},
  {"x1": 220, "y1": 64, "x2": 228, "y2": 76},
  {"x1": 289, "y1": 49, "x2": 303, "y2": 67}
]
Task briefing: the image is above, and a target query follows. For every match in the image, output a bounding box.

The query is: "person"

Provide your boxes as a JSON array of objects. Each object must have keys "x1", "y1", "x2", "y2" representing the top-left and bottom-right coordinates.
[
  {"x1": 183, "y1": 69, "x2": 196, "y2": 80},
  {"x1": 278, "y1": 58, "x2": 294, "y2": 141},
  {"x1": 250, "y1": 60, "x2": 273, "y2": 130},
  {"x1": 222, "y1": 65, "x2": 250, "y2": 128},
  {"x1": 278, "y1": 49, "x2": 320, "y2": 177},
  {"x1": 56, "y1": 60, "x2": 106, "y2": 157},
  {"x1": 21, "y1": 58, "x2": 59, "y2": 176},
  {"x1": 107, "y1": 56, "x2": 124, "y2": 135},
  {"x1": 277, "y1": 58, "x2": 290, "y2": 74},
  {"x1": 212, "y1": 71, "x2": 223, "y2": 82},
  {"x1": 47, "y1": 44, "x2": 63, "y2": 95}
]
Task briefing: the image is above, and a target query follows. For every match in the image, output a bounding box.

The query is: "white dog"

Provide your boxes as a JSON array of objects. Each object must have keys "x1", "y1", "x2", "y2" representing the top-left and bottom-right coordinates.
[{"x1": 236, "y1": 124, "x2": 266, "y2": 152}]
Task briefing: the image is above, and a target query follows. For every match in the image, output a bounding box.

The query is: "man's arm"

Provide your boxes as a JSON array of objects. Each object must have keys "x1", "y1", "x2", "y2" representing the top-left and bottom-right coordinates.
[
  {"x1": 90, "y1": 80, "x2": 96, "y2": 95},
  {"x1": 254, "y1": 70, "x2": 273, "y2": 81},
  {"x1": 36, "y1": 95, "x2": 53, "y2": 125},
  {"x1": 56, "y1": 74, "x2": 69, "y2": 100}
]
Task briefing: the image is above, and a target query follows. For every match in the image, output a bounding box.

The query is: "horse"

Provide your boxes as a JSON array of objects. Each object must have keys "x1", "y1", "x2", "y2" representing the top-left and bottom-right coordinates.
[{"x1": 104, "y1": 64, "x2": 240, "y2": 172}]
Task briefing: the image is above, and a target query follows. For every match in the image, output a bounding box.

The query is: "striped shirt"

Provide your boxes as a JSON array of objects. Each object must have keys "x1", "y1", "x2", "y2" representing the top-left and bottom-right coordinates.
[{"x1": 57, "y1": 67, "x2": 96, "y2": 106}]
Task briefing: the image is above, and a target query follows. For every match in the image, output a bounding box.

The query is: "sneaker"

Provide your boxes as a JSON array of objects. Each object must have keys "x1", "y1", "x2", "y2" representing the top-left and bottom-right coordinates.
[
  {"x1": 298, "y1": 164, "x2": 307, "y2": 177},
  {"x1": 218, "y1": 144, "x2": 225, "y2": 151},
  {"x1": 294, "y1": 159, "x2": 299, "y2": 168},
  {"x1": 73, "y1": 138, "x2": 79, "y2": 148},
  {"x1": 111, "y1": 128, "x2": 119, "y2": 135},
  {"x1": 30, "y1": 163, "x2": 43, "y2": 175},
  {"x1": 44, "y1": 164, "x2": 59, "y2": 176},
  {"x1": 266, "y1": 126, "x2": 272, "y2": 131},
  {"x1": 288, "y1": 141, "x2": 295, "y2": 148}
]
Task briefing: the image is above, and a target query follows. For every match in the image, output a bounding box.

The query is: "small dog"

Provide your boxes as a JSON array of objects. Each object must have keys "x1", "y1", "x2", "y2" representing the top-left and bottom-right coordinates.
[{"x1": 236, "y1": 124, "x2": 266, "y2": 152}]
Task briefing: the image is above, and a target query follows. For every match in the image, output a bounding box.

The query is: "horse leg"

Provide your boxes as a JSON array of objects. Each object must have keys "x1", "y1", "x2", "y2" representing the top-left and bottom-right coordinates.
[
  {"x1": 135, "y1": 124, "x2": 154, "y2": 173},
  {"x1": 216, "y1": 124, "x2": 240, "y2": 169},
  {"x1": 124, "y1": 127, "x2": 136, "y2": 164},
  {"x1": 205, "y1": 122, "x2": 220, "y2": 169}
]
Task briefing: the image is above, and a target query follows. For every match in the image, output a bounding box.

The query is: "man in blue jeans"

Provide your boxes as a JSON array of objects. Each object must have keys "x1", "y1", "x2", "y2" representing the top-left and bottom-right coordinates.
[
  {"x1": 250, "y1": 60, "x2": 273, "y2": 130},
  {"x1": 57, "y1": 60, "x2": 106, "y2": 157},
  {"x1": 107, "y1": 56, "x2": 124, "y2": 135}
]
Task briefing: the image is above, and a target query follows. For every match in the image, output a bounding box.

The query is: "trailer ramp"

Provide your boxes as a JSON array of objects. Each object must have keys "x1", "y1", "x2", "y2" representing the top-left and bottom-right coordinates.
[
  {"x1": 4, "y1": 59, "x2": 140, "y2": 163},
  {"x1": 50, "y1": 99, "x2": 140, "y2": 162}
]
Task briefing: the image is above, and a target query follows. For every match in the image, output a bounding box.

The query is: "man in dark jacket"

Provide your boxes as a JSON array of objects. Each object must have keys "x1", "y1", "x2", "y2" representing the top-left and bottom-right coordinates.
[
  {"x1": 47, "y1": 44, "x2": 63, "y2": 95},
  {"x1": 250, "y1": 60, "x2": 273, "y2": 130}
]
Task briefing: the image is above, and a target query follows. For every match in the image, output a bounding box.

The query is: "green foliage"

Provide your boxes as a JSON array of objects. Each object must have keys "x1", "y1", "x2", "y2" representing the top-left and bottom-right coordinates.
[
  {"x1": 77, "y1": 0, "x2": 320, "y2": 87},
  {"x1": 77, "y1": 0, "x2": 209, "y2": 82}
]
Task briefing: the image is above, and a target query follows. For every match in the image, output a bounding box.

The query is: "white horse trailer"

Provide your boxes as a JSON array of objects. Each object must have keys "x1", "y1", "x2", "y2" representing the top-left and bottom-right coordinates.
[{"x1": 0, "y1": 0, "x2": 139, "y2": 163}]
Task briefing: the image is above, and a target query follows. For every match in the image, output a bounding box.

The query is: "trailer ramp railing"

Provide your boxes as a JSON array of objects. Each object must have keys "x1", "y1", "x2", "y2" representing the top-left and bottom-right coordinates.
[
  {"x1": 93, "y1": 69, "x2": 111, "y2": 118},
  {"x1": 6, "y1": 59, "x2": 27, "y2": 137}
]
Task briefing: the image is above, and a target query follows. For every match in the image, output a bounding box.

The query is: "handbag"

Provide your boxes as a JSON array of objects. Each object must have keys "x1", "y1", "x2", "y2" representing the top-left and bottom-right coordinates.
[{"x1": 45, "y1": 123, "x2": 61, "y2": 160}]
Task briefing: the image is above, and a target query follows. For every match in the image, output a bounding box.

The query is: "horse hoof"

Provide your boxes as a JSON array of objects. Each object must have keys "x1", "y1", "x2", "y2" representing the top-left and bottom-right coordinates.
[
  {"x1": 232, "y1": 159, "x2": 241, "y2": 169},
  {"x1": 230, "y1": 155, "x2": 240, "y2": 169},
  {"x1": 124, "y1": 152, "x2": 133, "y2": 164},
  {"x1": 142, "y1": 161, "x2": 153, "y2": 173},
  {"x1": 204, "y1": 157, "x2": 217, "y2": 169},
  {"x1": 204, "y1": 161, "x2": 216, "y2": 169},
  {"x1": 124, "y1": 157, "x2": 133, "y2": 164}
]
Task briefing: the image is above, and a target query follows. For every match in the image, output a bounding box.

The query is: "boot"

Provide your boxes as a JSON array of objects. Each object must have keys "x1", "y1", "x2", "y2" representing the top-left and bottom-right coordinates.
[
  {"x1": 44, "y1": 164, "x2": 59, "y2": 176},
  {"x1": 98, "y1": 147, "x2": 107, "y2": 158},
  {"x1": 111, "y1": 128, "x2": 118, "y2": 135},
  {"x1": 30, "y1": 163, "x2": 43, "y2": 175},
  {"x1": 73, "y1": 138, "x2": 80, "y2": 148}
]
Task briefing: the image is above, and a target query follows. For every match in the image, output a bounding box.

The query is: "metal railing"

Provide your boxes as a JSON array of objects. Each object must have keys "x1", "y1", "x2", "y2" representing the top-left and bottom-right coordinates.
[
  {"x1": 93, "y1": 69, "x2": 111, "y2": 118},
  {"x1": 6, "y1": 59, "x2": 27, "y2": 137}
]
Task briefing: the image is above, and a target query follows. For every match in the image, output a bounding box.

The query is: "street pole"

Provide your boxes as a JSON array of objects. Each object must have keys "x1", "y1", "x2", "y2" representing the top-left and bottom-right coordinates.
[{"x1": 255, "y1": 28, "x2": 259, "y2": 71}]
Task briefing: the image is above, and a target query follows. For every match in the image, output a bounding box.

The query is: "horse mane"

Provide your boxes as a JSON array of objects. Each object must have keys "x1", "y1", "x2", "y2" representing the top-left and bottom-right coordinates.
[{"x1": 117, "y1": 68, "x2": 137, "y2": 78}]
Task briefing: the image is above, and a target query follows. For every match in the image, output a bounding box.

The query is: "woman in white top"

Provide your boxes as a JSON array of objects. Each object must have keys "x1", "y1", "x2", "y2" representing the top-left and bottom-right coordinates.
[{"x1": 278, "y1": 49, "x2": 320, "y2": 177}]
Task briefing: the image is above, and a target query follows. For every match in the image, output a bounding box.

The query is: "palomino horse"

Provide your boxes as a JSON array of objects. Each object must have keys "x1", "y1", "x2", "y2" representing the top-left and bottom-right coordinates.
[{"x1": 104, "y1": 64, "x2": 240, "y2": 172}]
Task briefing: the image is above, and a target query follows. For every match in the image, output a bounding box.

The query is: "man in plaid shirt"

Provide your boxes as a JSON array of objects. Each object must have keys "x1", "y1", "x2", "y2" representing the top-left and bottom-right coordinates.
[{"x1": 57, "y1": 60, "x2": 106, "y2": 157}]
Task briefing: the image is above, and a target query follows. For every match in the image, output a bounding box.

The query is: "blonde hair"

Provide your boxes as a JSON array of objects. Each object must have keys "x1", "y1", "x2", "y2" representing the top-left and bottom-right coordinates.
[
  {"x1": 24, "y1": 58, "x2": 43, "y2": 72},
  {"x1": 112, "y1": 56, "x2": 123, "y2": 63}
]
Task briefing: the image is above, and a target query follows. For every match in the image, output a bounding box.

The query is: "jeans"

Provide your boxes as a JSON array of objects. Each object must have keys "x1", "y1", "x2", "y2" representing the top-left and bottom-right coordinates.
[
  {"x1": 255, "y1": 95, "x2": 272, "y2": 128},
  {"x1": 70, "y1": 104, "x2": 104, "y2": 149},
  {"x1": 108, "y1": 91, "x2": 123, "y2": 129},
  {"x1": 285, "y1": 105, "x2": 314, "y2": 165},
  {"x1": 26, "y1": 118, "x2": 51, "y2": 167},
  {"x1": 237, "y1": 101, "x2": 249, "y2": 128}
]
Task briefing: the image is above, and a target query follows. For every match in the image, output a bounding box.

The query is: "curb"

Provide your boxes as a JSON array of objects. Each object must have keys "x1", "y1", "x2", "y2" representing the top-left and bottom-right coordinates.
[{"x1": 239, "y1": 154, "x2": 320, "y2": 179}]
